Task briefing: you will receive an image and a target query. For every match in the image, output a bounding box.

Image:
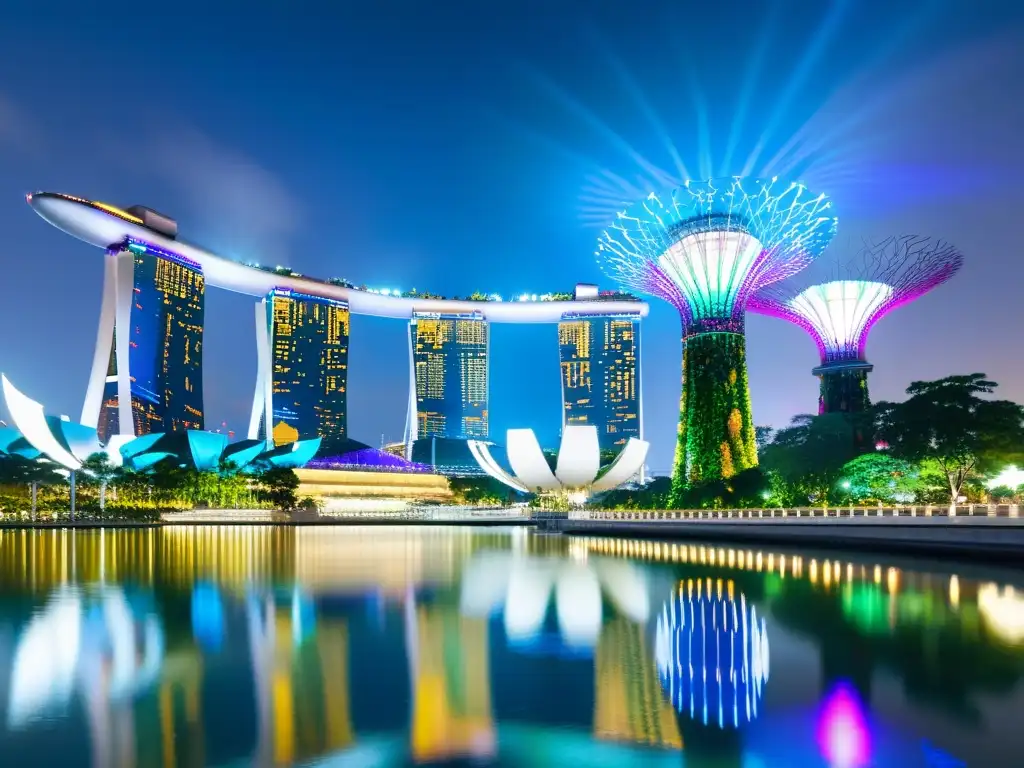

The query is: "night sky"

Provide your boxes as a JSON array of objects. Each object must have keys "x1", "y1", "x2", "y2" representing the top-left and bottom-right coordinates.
[{"x1": 1, "y1": 0, "x2": 1022, "y2": 473}]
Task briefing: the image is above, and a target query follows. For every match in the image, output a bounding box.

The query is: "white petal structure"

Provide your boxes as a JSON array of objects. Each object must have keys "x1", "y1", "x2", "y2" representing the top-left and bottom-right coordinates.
[
  {"x1": 8, "y1": 591, "x2": 82, "y2": 728},
  {"x1": 460, "y1": 552, "x2": 650, "y2": 650},
  {"x1": 469, "y1": 425, "x2": 648, "y2": 498},
  {"x1": 1, "y1": 375, "x2": 84, "y2": 470}
]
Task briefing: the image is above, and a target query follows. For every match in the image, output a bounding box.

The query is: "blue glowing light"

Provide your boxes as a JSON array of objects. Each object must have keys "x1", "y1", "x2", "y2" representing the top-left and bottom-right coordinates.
[{"x1": 655, "y1": 578, "x2": 769, "y2": 729}]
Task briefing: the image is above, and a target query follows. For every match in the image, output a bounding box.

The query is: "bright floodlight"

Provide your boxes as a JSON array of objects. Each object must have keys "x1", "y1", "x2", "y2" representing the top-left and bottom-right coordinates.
[
  {"x1": 597, "y1": 177, "x2": 836, "y2": 489},
  {"x1": 750, "y1": 235, "x2": 963, "y2": 414}
]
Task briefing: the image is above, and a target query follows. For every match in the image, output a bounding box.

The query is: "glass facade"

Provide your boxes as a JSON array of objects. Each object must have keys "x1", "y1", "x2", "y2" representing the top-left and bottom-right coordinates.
[
  {"x1": 411, "y1": 313, "x2": 488, "y2": 440},
  {"x1": 262, "y1": 290, "x2": 350, "y2": 447},
  {"x1": 558, "y1": 314, "x2": 641, "y2": 451},
  {"x1": 97, "y1": 244, "x2": 205, "y2": 442}
]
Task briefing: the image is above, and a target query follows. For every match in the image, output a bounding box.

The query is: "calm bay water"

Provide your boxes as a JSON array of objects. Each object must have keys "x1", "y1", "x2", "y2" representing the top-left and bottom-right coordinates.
[{"x1": 0, "y1": 526, "x2": 1020, "y2": 767}]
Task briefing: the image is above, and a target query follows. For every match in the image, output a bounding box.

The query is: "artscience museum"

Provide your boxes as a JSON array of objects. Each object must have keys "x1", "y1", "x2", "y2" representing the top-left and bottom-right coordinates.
[{"x1": 0, "y1": 375, "x2": 319, "y2": 473}]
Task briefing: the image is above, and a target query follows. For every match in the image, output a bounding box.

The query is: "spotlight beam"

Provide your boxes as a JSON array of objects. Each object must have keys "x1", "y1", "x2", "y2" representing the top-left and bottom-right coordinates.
[{"x1": 742, "y1": 0, "x2": 853, "y2": 177}]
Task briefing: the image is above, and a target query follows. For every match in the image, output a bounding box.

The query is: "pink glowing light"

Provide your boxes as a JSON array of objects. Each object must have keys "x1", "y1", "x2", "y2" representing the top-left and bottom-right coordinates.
[{"x1": 817, "y1": 682, "x2": 872, "y2": 768}]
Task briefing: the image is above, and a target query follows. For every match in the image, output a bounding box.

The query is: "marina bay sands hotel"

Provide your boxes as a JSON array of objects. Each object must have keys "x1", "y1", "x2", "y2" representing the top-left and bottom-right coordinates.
[{"x1": 28, "y1": 193, "x2": 647, "y2": 462}]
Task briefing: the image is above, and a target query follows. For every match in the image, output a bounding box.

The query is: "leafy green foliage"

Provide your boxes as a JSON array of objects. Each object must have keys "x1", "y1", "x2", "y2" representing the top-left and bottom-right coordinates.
[
  {"x1": 597, "y1": 476, "x2": 671, "y2": 509},
  {"x1": 835, "y1": 453, "x2": 922, "y2": 504},
  {"x1": 672, "y1": 468, "x2": 771, "y2": 509},
  {"x1": 449, "y1": 476, "x2": 519, "y2": 506},
  {"x1": 754, "y1": 426, "x2": 775, "y2": 452},
  {"x1": 671, "y1": 332, "x2": 758, "y2": 505},
  {"x1": 253, "y1": 466, "x2": 300, "y2": 510},
  {"x1": 759, "y1": 413, "x2": 862, "y2": 504},
  {"x1": 876, "y1": 374, "x2": 1024, "y2": 506}
]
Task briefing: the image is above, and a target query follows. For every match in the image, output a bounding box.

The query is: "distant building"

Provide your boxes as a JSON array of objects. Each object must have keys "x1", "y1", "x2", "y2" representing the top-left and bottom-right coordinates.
[
  {"x1": 251, "y1": 289, "x2": 350, "y2": 447},
  {"x1": 87, "y1": 241, "x2": 205, "y2": 442},
  {"x1": 558, "y1": 311, "x2": 641, "y2": 451},
  {"x1": 408, "y1": 312, "x2": 488, "y2": 441}
]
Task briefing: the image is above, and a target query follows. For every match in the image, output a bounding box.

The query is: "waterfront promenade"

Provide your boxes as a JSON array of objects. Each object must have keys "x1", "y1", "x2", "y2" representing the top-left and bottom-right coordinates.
[
  {"x1": 6, "y1": 504, "x2": 1024, "y2": 561},
  {"x1": 562, "y1": 505, "x2": 1024, "y2": 561}
]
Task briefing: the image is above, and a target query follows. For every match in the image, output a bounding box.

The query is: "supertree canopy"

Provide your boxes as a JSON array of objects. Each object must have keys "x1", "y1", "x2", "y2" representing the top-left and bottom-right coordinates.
[
  {"x1": 749, "y1": 235, "x2": 963, "y2": 414},
  {"x1": 597, "y1": 177, "x2": 836, "y2": 489}
]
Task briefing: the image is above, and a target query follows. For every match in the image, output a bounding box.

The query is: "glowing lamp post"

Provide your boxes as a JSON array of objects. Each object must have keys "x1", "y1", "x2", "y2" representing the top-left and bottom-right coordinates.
[
  {"x1": 750, "y1": 236, "x2": 963, "y2": 414},
  {"x1": 597, "y1": 177, "x2": 836, "y2": 491}
]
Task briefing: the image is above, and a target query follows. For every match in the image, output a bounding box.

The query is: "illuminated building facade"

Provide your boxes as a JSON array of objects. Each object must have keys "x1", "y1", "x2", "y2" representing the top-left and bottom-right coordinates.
[
  {"x1": 408, "y1": 312, "x2": 488, "y2": 441},
  {"x1": 250, "y1": 290, "x2": 350, "y2": 446},
  {"x1": 84, "y1": 240, "x2": 205, "y2": 442},
  {"x1": 559, "y1": 313, "x2": 641, "y2": 451}
]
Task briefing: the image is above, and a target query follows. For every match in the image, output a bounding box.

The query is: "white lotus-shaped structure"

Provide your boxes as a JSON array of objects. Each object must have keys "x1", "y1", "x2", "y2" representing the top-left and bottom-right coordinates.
[
  {"x1": 8, "y1": 587, "x2": 165, "y2": 729},
  {"x1": 468, "y1": 425, "x2": 648, "y2": 497}
]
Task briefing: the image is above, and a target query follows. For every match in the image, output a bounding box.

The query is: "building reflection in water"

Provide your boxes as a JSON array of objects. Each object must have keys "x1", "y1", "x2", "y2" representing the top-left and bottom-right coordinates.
[
  {"x1": 407, "y1": 598, "x2": 495, "y2": 762},
  {"x1": 594, "y1": 617, "x2": 682, "y2": 749},
  {"x1": 1, "y1": 528, "x2": 1022, "y2": 766},
  {"x1": 247, "y1": 592, "x2": 353, "y2": 766}
]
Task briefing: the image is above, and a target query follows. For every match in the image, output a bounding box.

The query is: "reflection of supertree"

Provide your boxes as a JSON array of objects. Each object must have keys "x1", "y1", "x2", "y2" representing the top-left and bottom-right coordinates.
[
  {"x1": 597, "y1": 177, "x2": 836, "y2": 489},
  {"x1": 750, "y1": 236, "x2": 963, "y2": 414},
  {"x1": 654, "y1": 579, "x2": 769, "y2": 729},
  {"x1": 817, "y1": 682, "x2": 872, "y2": 768}
]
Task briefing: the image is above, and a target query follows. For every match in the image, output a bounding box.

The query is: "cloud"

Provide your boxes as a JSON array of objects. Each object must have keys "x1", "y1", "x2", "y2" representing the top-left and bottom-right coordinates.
[
  {"x1": 142, "y1": 128, "x2": 303, "y2": 265},
  {"x1": 0, "y1": 94, "x2": 40, "y2": 153}
]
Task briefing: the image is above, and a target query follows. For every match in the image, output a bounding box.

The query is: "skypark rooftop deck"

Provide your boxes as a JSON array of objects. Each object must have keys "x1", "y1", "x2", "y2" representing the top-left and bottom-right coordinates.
[{"x1": 28, "y1": 192, "x2": 649, "y2": 323}]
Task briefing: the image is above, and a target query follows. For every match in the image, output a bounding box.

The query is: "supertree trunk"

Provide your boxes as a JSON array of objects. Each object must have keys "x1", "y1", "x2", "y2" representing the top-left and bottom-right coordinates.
[
  {"x1": 671, "y1": 329, "x2": 758, "y2": 500},
  {"x1": 816, "y1": 365, "x2": 872, "y2": 415}
]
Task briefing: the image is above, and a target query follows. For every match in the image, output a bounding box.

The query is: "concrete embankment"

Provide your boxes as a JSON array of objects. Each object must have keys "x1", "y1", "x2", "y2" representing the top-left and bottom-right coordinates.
[{"x1": 560, "y1": 516, "x2": 1024, "y2": 563}]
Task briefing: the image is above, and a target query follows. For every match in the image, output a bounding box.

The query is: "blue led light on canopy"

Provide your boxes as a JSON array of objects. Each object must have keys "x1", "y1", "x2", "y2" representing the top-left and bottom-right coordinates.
[
  {"x1": 596, "y1": 177, "x2": 836, "y2": 330},
  {"x1": 655, "y1": 578, "x2": 769, "y2": 729}
]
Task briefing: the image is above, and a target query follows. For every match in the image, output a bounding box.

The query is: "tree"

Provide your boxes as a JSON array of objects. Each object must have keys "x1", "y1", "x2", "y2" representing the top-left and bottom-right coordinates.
[
  {"x1": 255, "y1": 466, "x2": 300, "y2": 510},
  {"x1": 759, "y1": 413, "x2": 861, "y2": 504},
  {"x1": 598, "y1": 476, "x2": 672, "y2": 509},
  {"x1": 755, "y1": 426, "x2": 775, "y2": 452},
  {"x1": 0, "y1": 456, "x2": 66, "y2": 520},
  {"x1": 876, "y1": 374, "x2": 1024, "y2": 512},
  {"x1": 836, "y1": 453, "x2": 922, "y2": 505},
  {"x1": 449, "y1": 476, "x2": 515, "y2": 506},
  {"x1": 80, "y1": 453, "x2": 118, "y2": 515}
]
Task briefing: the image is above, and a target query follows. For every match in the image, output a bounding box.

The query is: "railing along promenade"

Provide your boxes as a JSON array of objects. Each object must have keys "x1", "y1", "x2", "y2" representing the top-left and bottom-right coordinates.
[
  {"x1": 570, "y1": 503, "x2": 1022, "y2": 521},
  {"x1": 563, "y1": 503, "x2": 1024, "y2": 560}
]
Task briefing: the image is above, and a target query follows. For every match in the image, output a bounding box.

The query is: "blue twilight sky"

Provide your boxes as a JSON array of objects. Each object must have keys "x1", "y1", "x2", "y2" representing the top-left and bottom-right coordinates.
[{"x1": 1, "y1": 0, "x2": 1023, "y2": 473}]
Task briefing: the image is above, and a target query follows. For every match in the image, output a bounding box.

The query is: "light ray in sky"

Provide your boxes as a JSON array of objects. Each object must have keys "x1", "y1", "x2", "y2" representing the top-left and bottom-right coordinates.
[
  {"x1": 742, "y1": 0, "x2": 853, "y2": 177},
  {"x1": 719, "y1": 6, "x2": 778, "y2": 177},
  {"x1": 517, "y1": 61, "x2": 676, "y2": 188},
  {"x1": 584, "y1": 23, "x2": 691, "y2": 182}
]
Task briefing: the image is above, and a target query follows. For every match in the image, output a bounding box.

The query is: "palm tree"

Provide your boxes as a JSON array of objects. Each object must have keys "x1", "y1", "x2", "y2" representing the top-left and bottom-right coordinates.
[{"x1": 80, "y1": 453, "x2": 118, "y2": 516}]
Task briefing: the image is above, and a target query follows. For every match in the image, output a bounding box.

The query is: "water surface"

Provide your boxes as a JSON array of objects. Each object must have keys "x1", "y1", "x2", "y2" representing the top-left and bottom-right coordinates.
[{"x1": 0, "y1": 525, "x2": 1021, "y2": 766}]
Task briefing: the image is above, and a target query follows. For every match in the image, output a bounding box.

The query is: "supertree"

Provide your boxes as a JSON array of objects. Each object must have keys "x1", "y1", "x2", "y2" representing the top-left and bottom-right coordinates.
[
  {"x1": 597, "y1": 177, "x2": 836, "y2": 491},
  {"x1": 749, "y1": 235, "x2": 963, "y2": 415}
]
